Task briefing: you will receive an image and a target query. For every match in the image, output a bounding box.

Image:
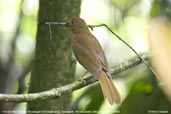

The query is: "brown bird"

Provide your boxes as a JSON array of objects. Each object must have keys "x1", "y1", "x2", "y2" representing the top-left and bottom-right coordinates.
[{"x1": 65, "y1": 17, "x2": 120, "y2": 105}]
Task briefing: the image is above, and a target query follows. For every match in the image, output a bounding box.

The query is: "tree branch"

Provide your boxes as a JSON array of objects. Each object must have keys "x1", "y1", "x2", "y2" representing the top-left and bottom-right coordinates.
[{"x1": 0, "y1": 53, "x2": 149, "y2": 102}]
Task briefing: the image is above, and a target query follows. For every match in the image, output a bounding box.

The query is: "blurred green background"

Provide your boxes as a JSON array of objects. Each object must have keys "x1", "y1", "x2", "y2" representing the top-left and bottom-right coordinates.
[{"x1": 0, "y1": 0, "x2": 171, "y2": 114}]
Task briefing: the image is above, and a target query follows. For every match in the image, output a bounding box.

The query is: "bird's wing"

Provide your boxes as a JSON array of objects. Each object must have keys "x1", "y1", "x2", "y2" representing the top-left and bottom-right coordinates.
[
  {"x1": 72, "y1": 34, "x2": 102, "y2": 79},
  {"x1": 90, "y1": 34, "x2": 111, "y2": 77},
  {"x1": 90, "y1": 34, "x2": 108, "y2": 67}
]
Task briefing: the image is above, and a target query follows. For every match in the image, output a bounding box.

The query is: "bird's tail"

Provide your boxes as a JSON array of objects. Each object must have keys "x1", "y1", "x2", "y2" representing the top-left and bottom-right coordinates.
[{"x1": 99, "y1": 71, "x2": 121, "y2": 105}]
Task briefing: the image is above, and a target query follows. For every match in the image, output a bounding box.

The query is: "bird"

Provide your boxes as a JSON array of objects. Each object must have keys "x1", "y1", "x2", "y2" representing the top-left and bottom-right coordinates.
[{"x1": 66, "y1": 17, "x2": 121, "y2": 105}]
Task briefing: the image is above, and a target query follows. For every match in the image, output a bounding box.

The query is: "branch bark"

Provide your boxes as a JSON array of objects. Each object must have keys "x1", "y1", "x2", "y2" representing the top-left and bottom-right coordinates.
[{"x1": 0, "y1": 53, "x2": 149, "y2": 102}]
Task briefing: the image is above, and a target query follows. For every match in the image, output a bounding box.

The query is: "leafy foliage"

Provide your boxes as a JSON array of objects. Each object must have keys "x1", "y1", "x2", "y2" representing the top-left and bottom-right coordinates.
[{"x1": 119, "y1": 77, "x2": 171, "y2": 114}]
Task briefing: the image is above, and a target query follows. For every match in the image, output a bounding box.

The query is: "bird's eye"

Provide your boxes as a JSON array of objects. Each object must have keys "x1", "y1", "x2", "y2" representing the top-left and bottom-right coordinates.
[{"x1": 71, "y1": 20, "x2": 74, "y2": 24}]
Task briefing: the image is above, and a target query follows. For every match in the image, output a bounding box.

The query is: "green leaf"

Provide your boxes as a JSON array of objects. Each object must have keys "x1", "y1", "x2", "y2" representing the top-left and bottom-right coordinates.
[{"x1": 118, "y1": 78, "x2": 171, "y2": 114}]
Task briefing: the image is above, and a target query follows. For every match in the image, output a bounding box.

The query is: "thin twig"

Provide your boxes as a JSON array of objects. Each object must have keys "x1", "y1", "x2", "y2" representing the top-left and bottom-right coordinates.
[
  {"x1": 88, "y1": 24, "x2": 159, "y2": 79},
  {"x1": 48, "y1": 24, "x2": 53, "y2": 41},
  {"x1": 0, "y1": 54, "x2": 149, "y2": 102}
]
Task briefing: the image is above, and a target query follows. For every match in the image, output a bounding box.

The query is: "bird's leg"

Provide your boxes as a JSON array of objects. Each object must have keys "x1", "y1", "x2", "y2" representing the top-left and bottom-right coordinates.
[{"x1": 77, "y1": 71, "x2": 89, "y2": 81}]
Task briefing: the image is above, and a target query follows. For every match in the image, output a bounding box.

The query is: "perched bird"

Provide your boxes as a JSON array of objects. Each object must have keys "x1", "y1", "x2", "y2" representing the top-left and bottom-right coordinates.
[{"x1": 65, "y1": 17, "x2": 120, "y2": 104}]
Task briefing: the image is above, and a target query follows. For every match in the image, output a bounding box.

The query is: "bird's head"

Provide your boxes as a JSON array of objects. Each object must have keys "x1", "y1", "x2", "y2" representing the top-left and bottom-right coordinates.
[{"x1": 66, "y1": 17, "x2": 89, "y2": 32}]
